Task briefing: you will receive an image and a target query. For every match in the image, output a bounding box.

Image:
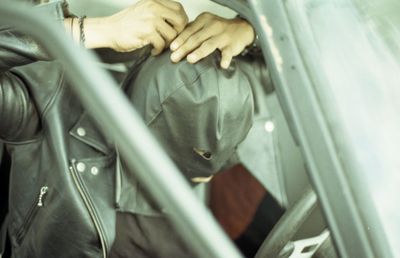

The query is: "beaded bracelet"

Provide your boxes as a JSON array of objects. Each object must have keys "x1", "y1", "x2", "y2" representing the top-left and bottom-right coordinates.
[{"x1": 78, "y1": 15, "x2": 87, "y2": 46}]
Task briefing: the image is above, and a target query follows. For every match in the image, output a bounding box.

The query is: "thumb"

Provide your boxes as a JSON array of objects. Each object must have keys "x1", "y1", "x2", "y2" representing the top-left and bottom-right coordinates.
[{"x1": 220, "y1": 49, "x2": 233, "y2": 69}]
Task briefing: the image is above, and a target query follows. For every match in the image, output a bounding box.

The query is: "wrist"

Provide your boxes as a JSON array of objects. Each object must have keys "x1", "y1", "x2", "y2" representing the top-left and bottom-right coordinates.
[{"x1": 84, "y1": 17, "x2": 113, "y2": 49}]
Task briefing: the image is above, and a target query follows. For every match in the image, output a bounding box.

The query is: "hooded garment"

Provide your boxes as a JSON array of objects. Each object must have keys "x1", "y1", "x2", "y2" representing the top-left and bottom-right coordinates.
[{"x1": 128, "y1": 51, "x2": 254, "y2": 182}]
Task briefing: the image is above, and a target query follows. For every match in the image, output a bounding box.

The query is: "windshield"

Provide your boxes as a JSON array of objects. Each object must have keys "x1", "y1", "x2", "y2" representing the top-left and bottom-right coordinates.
[{"x1": 286, "y1": 0, "x2": 400, "y2": 255}]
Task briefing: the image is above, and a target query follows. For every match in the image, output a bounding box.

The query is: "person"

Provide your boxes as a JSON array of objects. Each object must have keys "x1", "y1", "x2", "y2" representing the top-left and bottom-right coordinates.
[
  {"x1": 61, "y1": 0, "x2": 255, "y2": 69},
  {"x1": 109, "y1": 50, "x2": 254, "y2": 258},
  {"x1": 0, "y1": 0, "x2": 258, "y2": 257}
]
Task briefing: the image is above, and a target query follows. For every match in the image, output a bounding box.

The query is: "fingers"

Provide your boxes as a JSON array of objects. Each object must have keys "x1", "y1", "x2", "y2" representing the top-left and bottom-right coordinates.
[
  {"x1": 186, "y1": 38, "x2": 219, "y2": 64},
  {"x1": 156, "y1": 0, "x2": 183, "y2": 11},
  {"x1": 220, "y1": 48, "x2": 233, "y2": 69},
  {"x1": 149, "y1": 33, "x2": 166, "y2": 55},
  {"x1": 221, "y1": 43, "x2": 245, "y2": 69},
  {"x1": 156, "y1": 0, "x2": 185, "y2": 14},
  {"x1": 166, "y1": 12, "x2": 252, "y2": 69},
  {"x1": 170, "y1": 29, "x2": 213, "y2": 62},
  {"x1": 170, "y1": 21, "x2": 204, "y2": 51},
  {"x1": 156, "y1": 20, "x2": 178, "y2": 46},
  {"x1": 156, "y1": 0, "x2": 188, "y2": 33}
]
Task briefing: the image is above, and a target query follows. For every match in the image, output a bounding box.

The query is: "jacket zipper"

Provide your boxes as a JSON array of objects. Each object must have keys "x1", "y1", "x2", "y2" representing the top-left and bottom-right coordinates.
[
  {"x1": 16, "y1": 186, "x2": 48, "y2": 243},
  {"x1": 69, "y1": 160, "x2": 108, "y2": 258},
  {"x1": 37, "y1": 186, "x2": 48, "y2": 207}
]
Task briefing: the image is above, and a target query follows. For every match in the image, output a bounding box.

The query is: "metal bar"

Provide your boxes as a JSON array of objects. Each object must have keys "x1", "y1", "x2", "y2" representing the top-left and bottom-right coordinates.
[
  {"x1": 255, "y1": 189, "x2": 317, "y2": 258},
  {"x1": 0, "y1": 2, "x2": 242, "y2": 258},
  {"x1": 247, "y1": 0, "x2": 388, "y2": 257},
  {"x1": 211, "y1": 0, "x2": 253, "y2": 22}
]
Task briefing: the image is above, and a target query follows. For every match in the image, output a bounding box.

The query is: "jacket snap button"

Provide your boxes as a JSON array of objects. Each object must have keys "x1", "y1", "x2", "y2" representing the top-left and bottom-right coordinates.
[
  {"x1": 264, "y1": 120, "x2": 275, "y2": 133},
  {"x1": 77, "y1": 127, "x2": 86, "y2": 137},
  {"x1": 91, "y1": 167, "x2": 99, "y2": 175},
  {"x1": 76, "y1": 162, "x2": 86, "y2": 172}
]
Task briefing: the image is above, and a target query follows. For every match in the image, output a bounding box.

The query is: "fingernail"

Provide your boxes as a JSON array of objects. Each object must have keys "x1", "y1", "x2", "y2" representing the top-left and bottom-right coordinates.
[
  {"x1": 187, "y1": 54, "x2": 197, "y2": 63},
  {"x1": 171, "y1": 52, "x2": 180, "y2": 62},
  {"x1": 170, "y1": 41, "x2": 179, "y2": 51},
  {"x1": 221, "y1": 61, "x2": 229, "y2": 69}
]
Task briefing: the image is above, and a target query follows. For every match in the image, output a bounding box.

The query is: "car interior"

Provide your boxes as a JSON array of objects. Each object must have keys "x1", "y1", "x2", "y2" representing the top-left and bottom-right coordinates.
[{"x1": 2, "y1": 0, "x2": 399, "y2": 257}]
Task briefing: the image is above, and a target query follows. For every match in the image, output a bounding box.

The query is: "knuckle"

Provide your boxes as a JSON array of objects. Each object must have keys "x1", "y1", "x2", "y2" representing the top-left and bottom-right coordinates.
[
  {"x1": 147, "y1": 22, "x2": 157, "y2": 33},
  {"x1": 179, "y1": 43, "x2": 191, "y2": 53},
  {"x1": 190, "y1": 34, "x2": 201, "y2": 43},
  {"x1": 173, "y1": 36, "x2": 183, "y2": 45},
  {"x1": 167, "y1": 33, "x2": 177, "y2": 42},
  {"x1": 201, "y1": 41, "x2": 213, "y2": 50},
  {"x1": 194, "y1": 49, "x2": 205, "y2": 58},
  {"x1": 219, "y1": 33, "x2": 230, "y2": 43},
  {"x1": 185, "y1": 37, "x2": 200, "y2": 48},
  {"x1": 199, "y1": 12, "x2": 212, "y2": 20},
  {"x1": 183, "y1": 14, "x2": 189, "y2": 23},
  {"x1": 184, "y1": 37, "x2": 195, "y2": 46},
  {"x1": 175, "y1": 2, "x2": 184, "y2": 11},
  {"x1": 170, "y1": 30, "x2": 178, "y2": 39},
  {"x1": 233, "y1": 45, "x2": 244, "y2": 55},
  {"x1": 147, "y1": 1, "x2": 156, "y2": 8},
  {"x1": 211, "y1": 21, "x2": 224, "y2": 31},
  {"x1": 175, "y1": 33, "x2": 187, "y2": 43},
  {"x1": 183, "y1": 15, "x2": 189, "y2": 25},
  {"x1": 176, "y1": 16, "x2": 185, "y2": 26},
  {"x1": 157, "y1": 41, "x2": 165, "y2": 50}
]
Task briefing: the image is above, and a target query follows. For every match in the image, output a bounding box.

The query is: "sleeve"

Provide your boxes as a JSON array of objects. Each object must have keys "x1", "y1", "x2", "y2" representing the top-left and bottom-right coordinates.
[
  {"x1": 0, "y1": 71, "x2": 41, "y2": 142},
  {"x1": 0, "y1": 1, "x2": 68, "y2": 141}
]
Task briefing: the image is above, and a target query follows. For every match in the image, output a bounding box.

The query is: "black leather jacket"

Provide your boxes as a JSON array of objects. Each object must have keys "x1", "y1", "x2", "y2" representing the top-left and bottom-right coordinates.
[{"x1": 0, "y1": 2, "x2": 118, "y2": 257}]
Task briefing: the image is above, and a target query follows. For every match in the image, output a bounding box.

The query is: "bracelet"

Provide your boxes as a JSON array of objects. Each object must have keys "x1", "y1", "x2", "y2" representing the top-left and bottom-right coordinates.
[{"x1": 78, "y1": 15, "x2": 87, "y2": 47}]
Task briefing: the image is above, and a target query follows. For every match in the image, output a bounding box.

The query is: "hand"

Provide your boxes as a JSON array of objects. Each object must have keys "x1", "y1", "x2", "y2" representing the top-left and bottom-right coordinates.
[
  {"x1": 169, "y1": 13, "x2": 255, "y2": 69},
  {"x1": 84, "y1": 0, "x2": 188, "y2": 54}
]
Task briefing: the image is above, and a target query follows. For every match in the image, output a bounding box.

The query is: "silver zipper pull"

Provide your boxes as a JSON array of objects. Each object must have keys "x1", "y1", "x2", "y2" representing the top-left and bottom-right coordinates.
[{"x1": 37, "y1": 186, "x2": 48, "y2": 207}]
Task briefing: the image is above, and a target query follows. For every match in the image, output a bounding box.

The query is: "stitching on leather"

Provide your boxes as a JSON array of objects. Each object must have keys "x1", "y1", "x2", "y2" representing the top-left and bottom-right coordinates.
[
  {"x1": 7, "y1": 66, "x2": 66, "y2": 145},
  {"x1": 40, "y1": 69, "x2": 65, "y2": 118},
  {"x1": 69, "y1": 129, "x2": 109, "y2": 155},
  {"x1": 69, "y1": 112, "x2": 110, "y2": 154},
  {"x1": 147, "y1": 64, "x2": 215, "y2": 126},
  {"x1": 160, "y1": 65, "x2": 214, "y2": 107},
  {"x1": 0, "y1": 136, "x2": 43, "y2": 145},
  {"x1": 15, "y1": 77, "x2": 26, "y2": 140},
  {"x1": 146, "y1": 109, "x2": 162, "y2": 126},
  {"x1": 0, "y1": 74, "x2": 45, "y2": 145}
]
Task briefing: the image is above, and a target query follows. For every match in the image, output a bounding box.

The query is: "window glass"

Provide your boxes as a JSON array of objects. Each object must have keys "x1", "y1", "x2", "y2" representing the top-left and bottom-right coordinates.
[{"x1": 287, "y1": 0, "x2": 400, "y2": 255}]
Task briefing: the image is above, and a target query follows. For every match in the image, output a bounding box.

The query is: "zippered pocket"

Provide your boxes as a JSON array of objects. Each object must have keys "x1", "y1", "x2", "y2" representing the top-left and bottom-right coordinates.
[{"x1": 15, "y1": 186, "x2": 49, "y2": 244}]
